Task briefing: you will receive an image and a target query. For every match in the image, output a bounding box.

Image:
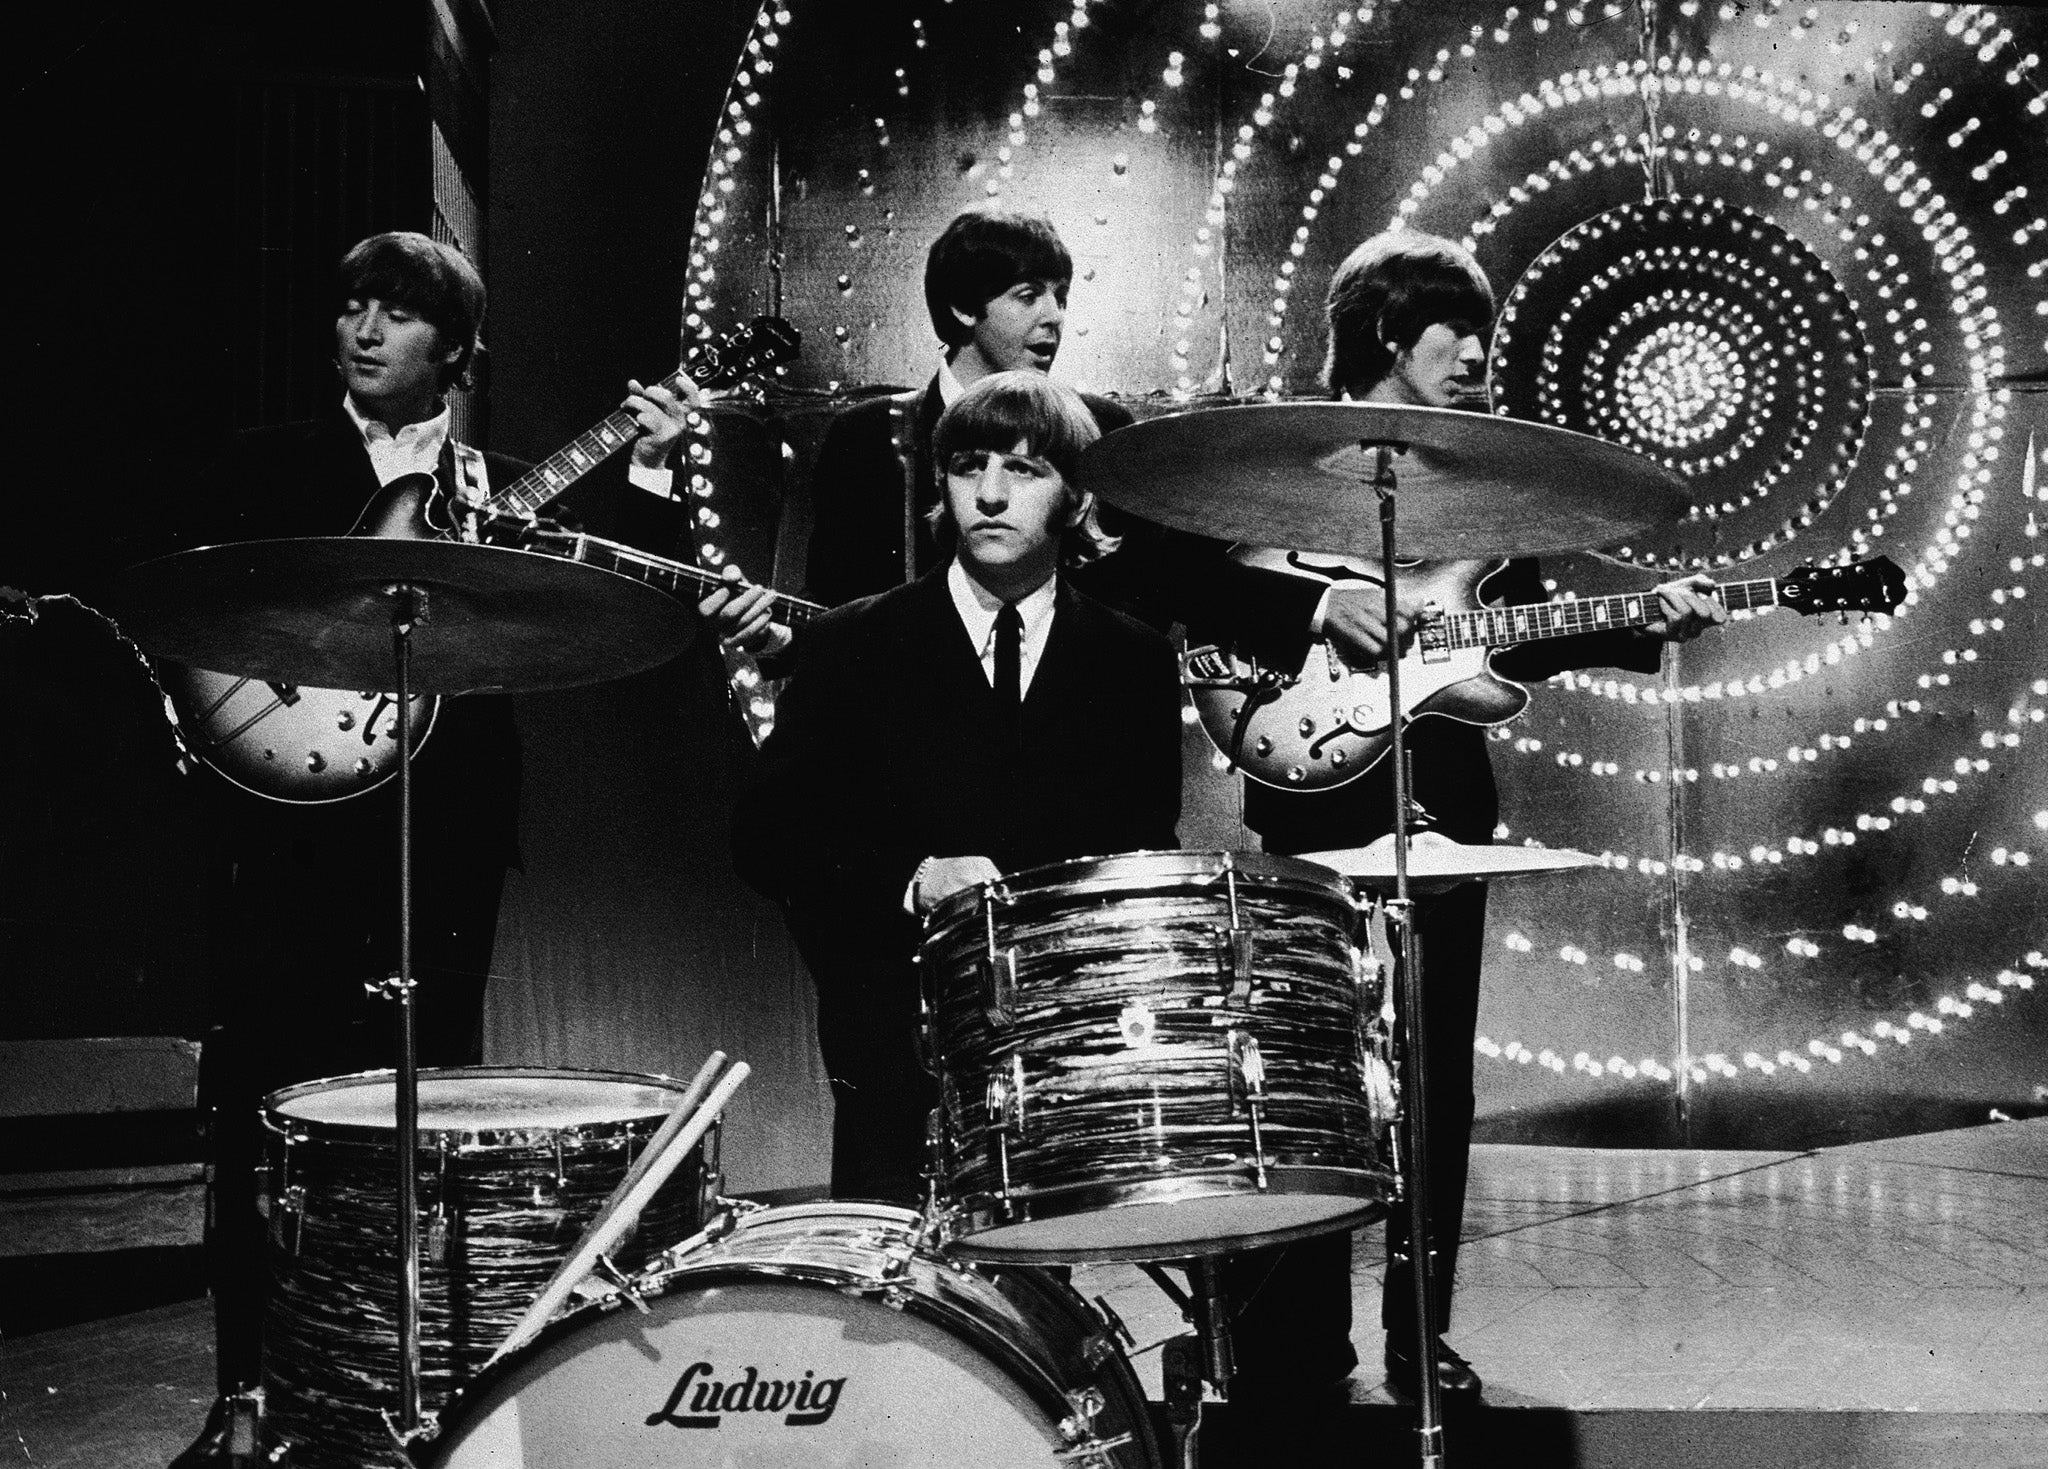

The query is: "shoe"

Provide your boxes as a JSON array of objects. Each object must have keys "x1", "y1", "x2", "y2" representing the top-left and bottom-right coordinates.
[
  {"x1": 1383, "y1": 1337, "x2": 1483, "y2": 1401},
  {"x1": 167, "y1": 1390, "x2": 261, "y2": 1467}
]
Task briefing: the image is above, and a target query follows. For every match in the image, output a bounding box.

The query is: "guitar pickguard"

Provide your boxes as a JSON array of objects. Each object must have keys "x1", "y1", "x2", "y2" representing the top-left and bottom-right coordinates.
[
  {"x1": 1186, "y1": 639, "x2": 1524, "y2": 791},
  {"x1": 1187, "y1": 549, "x2": 1528, "y2": 791}
]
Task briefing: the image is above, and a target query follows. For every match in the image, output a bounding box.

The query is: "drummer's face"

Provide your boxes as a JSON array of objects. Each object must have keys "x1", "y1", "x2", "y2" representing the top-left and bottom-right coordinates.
[
  {"x1": 1382, "y1": 321, "x2": 1486, "y2": 408},
  {"x1": 944, "y1": 438, "x2": 1080, "y2": 587}
]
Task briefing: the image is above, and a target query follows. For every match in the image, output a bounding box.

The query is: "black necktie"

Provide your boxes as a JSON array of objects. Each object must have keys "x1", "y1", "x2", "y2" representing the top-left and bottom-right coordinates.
[{"x1": 994, "y1": 602, "x2": 1023, "y2": 727}]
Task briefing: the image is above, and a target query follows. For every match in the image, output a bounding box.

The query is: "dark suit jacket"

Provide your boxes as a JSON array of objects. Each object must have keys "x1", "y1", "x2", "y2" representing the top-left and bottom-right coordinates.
[
  {"x1": 801, "y1": 375, "x2": 1135, "y2": 607},
  {"x1": 732, "y1": 567, "x2": 1182, "y2": 989}
]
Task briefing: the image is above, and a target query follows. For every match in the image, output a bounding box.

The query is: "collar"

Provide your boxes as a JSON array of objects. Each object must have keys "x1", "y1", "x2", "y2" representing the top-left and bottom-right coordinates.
[
  {"x1": 341, "y1": 393, "x2": 451, "y2": 455},
  {"x1": 947, "y1": 558, "x2": 1057, "y2": 648},
  {"x1": 937, "y1": 356, "x2": 968, "y2": 407}
]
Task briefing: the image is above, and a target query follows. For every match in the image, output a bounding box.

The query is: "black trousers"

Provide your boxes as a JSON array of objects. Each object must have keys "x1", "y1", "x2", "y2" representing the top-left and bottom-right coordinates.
[
  {"x1": 814, "y1": 967, "x2": 939, "y2": 1207},
  {"x1": 198, "y1": 828, "x2": 505, "y2": 1393},
  {"x1": 1224, "y1": 881, "x2": 1488, "y2": 1389}
]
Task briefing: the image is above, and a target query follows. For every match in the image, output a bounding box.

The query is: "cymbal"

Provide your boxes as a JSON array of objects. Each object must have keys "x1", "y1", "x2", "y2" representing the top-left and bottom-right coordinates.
[
  {"x1": 1082, "y1": 401, "x2": 1690, "y2": 560},
  {"x1": 1301, "y1": 832, "x2": 1603, "y2": 894},
  {"x1": 114, "y1": 538, "x2": 694, "y2": 695}
]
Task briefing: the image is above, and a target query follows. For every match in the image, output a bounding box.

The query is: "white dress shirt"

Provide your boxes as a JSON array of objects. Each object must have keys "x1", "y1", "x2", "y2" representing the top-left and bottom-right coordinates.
[
  {"x1": 343, "y1": 395, "x2": 449, "y2": 486},
  {"x1": 947, "y1": 559, "x2": 1057, "y2": 697}
]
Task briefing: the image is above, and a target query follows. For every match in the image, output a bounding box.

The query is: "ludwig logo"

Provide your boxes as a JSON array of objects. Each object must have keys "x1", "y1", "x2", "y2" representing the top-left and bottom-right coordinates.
[{"x1": 646, "y1": 1361, "x2": 848, "y2": 1429}]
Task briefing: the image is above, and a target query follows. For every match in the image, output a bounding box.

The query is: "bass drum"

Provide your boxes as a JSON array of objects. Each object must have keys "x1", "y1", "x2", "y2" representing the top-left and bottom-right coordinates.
[{"x1": 426, "y1": 1201, "x2": 1161, "y2": 1468}]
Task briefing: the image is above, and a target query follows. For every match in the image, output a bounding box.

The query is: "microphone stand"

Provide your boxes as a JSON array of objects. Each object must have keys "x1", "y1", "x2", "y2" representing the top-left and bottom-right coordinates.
[{"x1": 1368, "y1": 441, "x2": 1447, "y2": 1469}]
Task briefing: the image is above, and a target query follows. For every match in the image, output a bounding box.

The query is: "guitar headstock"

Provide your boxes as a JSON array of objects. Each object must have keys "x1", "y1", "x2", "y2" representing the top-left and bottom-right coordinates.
[
  {"x1": 1778, "y1": 555, "x2": 1908, "y2": 617},
  {"x1": 679, "y1": 316, "x2": 803, "y2": 392}
]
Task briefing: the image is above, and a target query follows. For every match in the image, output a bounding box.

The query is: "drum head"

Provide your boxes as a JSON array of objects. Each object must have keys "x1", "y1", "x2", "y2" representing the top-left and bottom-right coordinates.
[
  {"x1": 268, "y1": 1067, "x2": 689, "y2": 1134},
  {"x1": 434, "y1": 1278, "x2": 1086, "y2": 1467},
  {"x1": 951, "y1": 1184, "x2": 1385, "y2": 1262}
]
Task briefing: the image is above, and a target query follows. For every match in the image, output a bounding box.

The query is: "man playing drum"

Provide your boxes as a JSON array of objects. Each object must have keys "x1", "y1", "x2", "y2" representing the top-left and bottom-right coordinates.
[{"x1": 731, "y1": 371, "x2": 1181, "y2": 1203}]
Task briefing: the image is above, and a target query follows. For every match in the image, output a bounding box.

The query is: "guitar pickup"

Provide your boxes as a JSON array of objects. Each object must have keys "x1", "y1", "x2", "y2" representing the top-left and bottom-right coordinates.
[{"x1": 1415, "y1": 604, "x2": 1450, "y2": 664}]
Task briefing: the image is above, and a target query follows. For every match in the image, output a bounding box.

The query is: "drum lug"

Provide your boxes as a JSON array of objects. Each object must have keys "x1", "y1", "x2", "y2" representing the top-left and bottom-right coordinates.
[
  {"x1": 1225, "y1": 1030, "x2": 1271, "y2": 1190},
  {"x1": 1053, "y1": 1386, "x2": 1134, "y2": 1466},
  {"x1": 1088, "y1": 1293, "x2": 1137, "y2": 1355},
  {"x1": 1217, "y1": 861, "x2": 1255, "y2": 1003},
  {"x1": 979, "y1": 887, "x2": 1020, "y2": 1027},
  {"x1": 425, "y1": 1203, "x2": 450, "y2": 1266},
  {"x1": 699, "y1": 1117, "x2": 726, "y2": 1223},
  {"x1": 276, "y1": 1183, "x2": 307, "y2": 1258},
  {"x1": 985, "y1": 1053, "x2": 1028, "y2": 1214},
  {"x1": 590, "y1": 1252, "x2": 652, "y2": 1314}
]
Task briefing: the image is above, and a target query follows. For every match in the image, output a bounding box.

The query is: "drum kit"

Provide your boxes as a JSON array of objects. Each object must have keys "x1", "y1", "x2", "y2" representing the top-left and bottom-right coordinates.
[{"x1": 114, "y1": 402, "x2": 1697, "y2": 1468}]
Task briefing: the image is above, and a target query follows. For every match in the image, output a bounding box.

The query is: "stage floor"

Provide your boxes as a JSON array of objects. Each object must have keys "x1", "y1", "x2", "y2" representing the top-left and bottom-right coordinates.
[
  {"x1": 1082, "y1": 1118, "x2": 2048, "y2": 1413},
  {"x1": 4, "y1": 1121, "x2": 2043, "y2": 1466}
]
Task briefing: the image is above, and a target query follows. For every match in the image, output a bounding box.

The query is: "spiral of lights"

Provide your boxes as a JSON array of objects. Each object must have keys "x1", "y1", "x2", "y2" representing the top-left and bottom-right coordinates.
[
  {"x1": 686, "y1": 2, "x2": 2046, "y2": 1086},
  {"x1": 1490, "y1": 196, "x2": 1874, "y2": 556}
]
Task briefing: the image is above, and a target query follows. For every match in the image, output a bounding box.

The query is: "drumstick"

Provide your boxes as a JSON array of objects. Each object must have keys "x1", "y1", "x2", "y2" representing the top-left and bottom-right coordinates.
[
  {"x1": 490, "y1": 1060, "x2": 752, "y2": 1365},
  {"x1": 602, "y1": 1049, "x2": 728, "y2": 1220}
]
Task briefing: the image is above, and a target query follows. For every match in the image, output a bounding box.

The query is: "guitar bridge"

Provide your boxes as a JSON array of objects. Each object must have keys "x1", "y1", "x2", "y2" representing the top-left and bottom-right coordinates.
[{"x1": 1415, "y1": 604, "x2": 1451, "y2": 664}]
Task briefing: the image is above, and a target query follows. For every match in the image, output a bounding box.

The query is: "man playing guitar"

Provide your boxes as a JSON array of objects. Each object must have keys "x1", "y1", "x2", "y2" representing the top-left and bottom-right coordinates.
[
  {"x1": 171, "y1": 230, "x2": 695, "y2": 1466},
  {"x1": 1209, "y1": 230, "x2": 1726, "y2": 1407}
]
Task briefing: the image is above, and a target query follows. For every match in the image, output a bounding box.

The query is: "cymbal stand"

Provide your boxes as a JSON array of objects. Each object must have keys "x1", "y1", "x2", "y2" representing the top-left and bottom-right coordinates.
[
  {"x1": 1368, "y1": 441, "x2": 1447, "y2": 1469},
  {"x1": 361, "y1": 585, "x2": 428, "y2": 1447}
]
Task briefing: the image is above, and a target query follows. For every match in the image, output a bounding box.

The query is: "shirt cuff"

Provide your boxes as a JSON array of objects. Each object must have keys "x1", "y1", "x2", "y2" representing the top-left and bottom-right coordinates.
[
  {"x1": 903, "y1": 856, "x2": 935, "y2": 916},
  {"x1": 1309, "y1": 585, "x2": 1334, "y2": 638},
  {"x1": 628, "y1": 462, "x2": 675, "y2": 498}
]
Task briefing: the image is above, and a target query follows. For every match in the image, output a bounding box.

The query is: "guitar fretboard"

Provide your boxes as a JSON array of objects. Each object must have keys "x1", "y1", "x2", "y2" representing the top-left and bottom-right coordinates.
[
  {"x1": 490, "y1": 371, "x2": 693, "y2": 521},
  {"x1": 1448, "y1": 578, "x2": 1778, "y2": 650},
  {"x1": 524, "y1": 529, "x2": 823, "y2": 628}
]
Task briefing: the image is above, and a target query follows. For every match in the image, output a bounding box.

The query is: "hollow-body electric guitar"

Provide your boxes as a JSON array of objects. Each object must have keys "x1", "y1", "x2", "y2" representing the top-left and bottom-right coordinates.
[
  {"x1": 160, "y1": 317, "x2": 800, "y2": 802},
  {"x1": 1184, "y1": 547, "x2": 1907, "y2": 792}
]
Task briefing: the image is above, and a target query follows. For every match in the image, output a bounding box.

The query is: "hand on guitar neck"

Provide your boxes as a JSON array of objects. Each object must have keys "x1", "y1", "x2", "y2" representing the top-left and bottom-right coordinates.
[
  {"x1": 699, "y1": 566, "x2": 793, "y2": 659},
  {"x1": 1317, "y1": 567, "x2": 1726, "y2": 669},
  {"x1": 1189, "y1": 551, "x2": 1901, "y2": 792}
]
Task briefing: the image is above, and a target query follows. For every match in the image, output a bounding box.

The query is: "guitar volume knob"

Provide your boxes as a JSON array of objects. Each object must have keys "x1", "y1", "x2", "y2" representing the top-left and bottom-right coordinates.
[
  {"x1": 1254, "y1": 736, "x2": 1273, "y2": 757},
  {"x1": 305, "y1": 752, "x2": 326, "y2": 773},
  {"x1": 1297, "y1": 716, "x2": 1316, "y2": 737},
  {"x1": 335, "y1": 711, "x2": 356, "y2": 732}
]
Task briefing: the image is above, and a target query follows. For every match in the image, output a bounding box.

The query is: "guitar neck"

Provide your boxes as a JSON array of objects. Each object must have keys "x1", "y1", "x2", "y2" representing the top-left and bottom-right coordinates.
[
  {"x1": 531, "y1": 529, "x2": 823, "y2": 628},
  {"x1": 1452, "y1": 578, "x2": 1779, "y2": 650},
  {"x1": 488, "y1": 370, "x2": 690, "y2": 521}
]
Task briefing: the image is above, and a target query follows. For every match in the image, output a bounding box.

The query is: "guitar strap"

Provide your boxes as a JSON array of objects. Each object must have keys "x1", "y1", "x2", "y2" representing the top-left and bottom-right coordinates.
[{"x1": 450, "y1": 441, "x2": 491, "y2": 543}]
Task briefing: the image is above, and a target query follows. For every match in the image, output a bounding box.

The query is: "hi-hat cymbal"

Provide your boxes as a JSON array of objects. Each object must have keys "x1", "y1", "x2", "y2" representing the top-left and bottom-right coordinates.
[
  {"x1": 114, "y1": 538, "x2": 694, "y2": 695},
  {"x1": 1301, "y1": 832, "x2": 1603, "y2": 893},
  {"x1": 1082, "y1": 401, "x2": 1690, "y2": 560}
]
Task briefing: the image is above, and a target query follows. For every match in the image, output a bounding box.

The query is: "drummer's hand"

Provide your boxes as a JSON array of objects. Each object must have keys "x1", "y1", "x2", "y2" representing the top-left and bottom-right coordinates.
[
  {"x1": 1644, "y1": 574, "x2": 1726, "y2": 643},
  {"x1": 1321, "y1": 585, "x2": 1415, "y2": 667},
  {"x1": 914, "y1": 855, "x2": 1002, "y2": 915},
  {"x1": 626, "y1": 377, "x2": 701, "y2": 470},
  {"x1": 699, "y1": 565, "x2": 790, "y2": 657}
]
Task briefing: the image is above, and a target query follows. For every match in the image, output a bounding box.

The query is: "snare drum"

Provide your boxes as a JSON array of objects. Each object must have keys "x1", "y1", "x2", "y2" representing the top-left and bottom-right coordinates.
[
  {"x1": 426, "y1": 1201, "x2": 1160, "y2": 1468},
  {"x1": 261, "y1": 1067, "x2": 717, "y2": 1469},
  {"x1": 922, "y1": 850, "x2": 1397, "y2": 1262}
]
